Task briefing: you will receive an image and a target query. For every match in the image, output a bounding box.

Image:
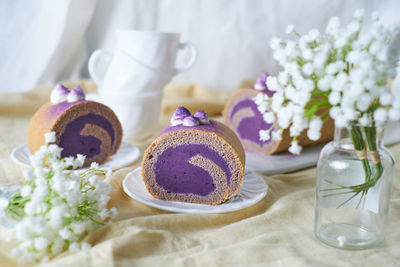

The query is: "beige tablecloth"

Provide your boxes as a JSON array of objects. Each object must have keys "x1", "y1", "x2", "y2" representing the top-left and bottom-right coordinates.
[{"x1": 0, "y1": 81, "x2": 399, "y2": 267}]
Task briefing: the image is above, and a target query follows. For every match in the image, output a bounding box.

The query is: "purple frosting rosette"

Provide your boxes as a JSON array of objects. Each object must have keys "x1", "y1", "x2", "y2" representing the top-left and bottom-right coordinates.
[
  {"x1": 170, "y1": 107, "x2": 210, "y2": 127},
  {"x1": 254, "y1": 72, "x2": 275, "y2": 97}
]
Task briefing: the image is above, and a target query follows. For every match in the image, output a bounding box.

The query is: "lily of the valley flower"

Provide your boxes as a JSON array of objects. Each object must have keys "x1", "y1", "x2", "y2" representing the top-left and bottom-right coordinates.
[
  {"x1": 0, "y1": 132, "x2": 117, "y2": 263},
  {"x1": 254, "y1": 9, "x2": 400, "y2": 154}
]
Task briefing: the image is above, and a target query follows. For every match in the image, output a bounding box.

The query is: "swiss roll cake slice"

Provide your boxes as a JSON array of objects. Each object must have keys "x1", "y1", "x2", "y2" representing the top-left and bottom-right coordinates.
[
  {"x1": 142, "y1": 107, "x2": 245, "y2": 205},
  {"x1": 224, "y1": 73, "x2": 334, "y2": 155},
  {"x1": 28, "y1": 84, "x2": 123, "y2": 167}
]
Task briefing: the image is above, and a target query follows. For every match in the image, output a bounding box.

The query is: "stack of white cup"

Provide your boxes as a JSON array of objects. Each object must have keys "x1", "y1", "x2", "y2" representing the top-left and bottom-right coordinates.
[{"x1": 88, "y1": 29, "x2": 197, "y2": 140}]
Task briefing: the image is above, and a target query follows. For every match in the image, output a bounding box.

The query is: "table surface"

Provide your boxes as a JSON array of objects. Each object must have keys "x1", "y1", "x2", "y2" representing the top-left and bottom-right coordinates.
[{"x1": 0, "y1": 81, "x2": 399, "y2": 267}]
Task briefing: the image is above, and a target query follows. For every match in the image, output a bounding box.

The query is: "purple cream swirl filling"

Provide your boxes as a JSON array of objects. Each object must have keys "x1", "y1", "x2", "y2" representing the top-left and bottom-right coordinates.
[
  {"x1": 154, "y1": 144, "x2": 232, "y2": 196},
  {"x1": 230, "y1": 98, "x2": 273, "y2": 145},
  {"x1": 59, "y1": 113, "x2": 115, "y2": 158}
]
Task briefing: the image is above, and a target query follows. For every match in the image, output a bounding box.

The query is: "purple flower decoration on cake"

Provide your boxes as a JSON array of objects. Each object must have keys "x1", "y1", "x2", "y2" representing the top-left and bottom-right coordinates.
[
  {"x1": 182, "y1": 115, "x2": 200, "y2": 127},
  {"x1": 67, "y1": 85, "x2": 85, "y2": 103},
  {"x1": 170, "y1": 106, "x2": 210, "y2": 127},
  {"x1": 254, "y1": 73, "x2": 268, "y2": 90},
  {"x1": 50, "y1": 84, "x2": 69, "y2": 104},
  {"x1": 171, "y1": 106, "x2": 191, "y2": 126},
  {"x1": 254, "y1": 72, "x2": 274, "y2": 97},
  {"x1": 193, "y1": 110, "x2": 210, "y2": 124},
  {"x1": 50, "y1": 84, "x2": 86, "y2": 104}
]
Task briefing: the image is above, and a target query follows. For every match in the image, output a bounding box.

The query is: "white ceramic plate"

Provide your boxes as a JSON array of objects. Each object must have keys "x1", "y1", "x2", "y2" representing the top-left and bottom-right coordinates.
[
  {"x1": 246, "y1": 121, "x2": 400, "y2": 175},
  {"x1": 10, "y1": 142, "x2": 140, "y2": 171},
  {"x1": 122, "y1": 167, "x2": 268, "y2": 214}
]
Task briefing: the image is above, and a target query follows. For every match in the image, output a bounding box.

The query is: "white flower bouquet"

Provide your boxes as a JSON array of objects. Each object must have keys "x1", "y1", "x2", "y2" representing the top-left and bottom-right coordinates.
[
  {"x1": 255, "y1": 10, "x2": 399, "y2": 203},
  {"x1": 0, "y1": 132, "x2": 117, "y2": 263}
]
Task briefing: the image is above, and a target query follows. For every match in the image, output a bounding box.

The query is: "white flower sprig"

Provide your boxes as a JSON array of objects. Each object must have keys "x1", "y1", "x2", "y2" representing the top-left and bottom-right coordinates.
[
  {"x1": 255, "y1": 9, "x2": 400, "y2": 154},
  {"x1": 0, "y1": 133, "x2": 117, "y2": 263}
]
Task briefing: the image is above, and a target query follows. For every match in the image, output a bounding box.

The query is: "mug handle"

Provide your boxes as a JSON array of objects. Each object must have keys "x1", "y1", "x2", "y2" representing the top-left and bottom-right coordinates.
[
  {"x1": 174, "y1": 42, "x2": 197, "y2": 75},
  {"x1": 88, "y1": 49, "x2": 112, "y2": 86}
]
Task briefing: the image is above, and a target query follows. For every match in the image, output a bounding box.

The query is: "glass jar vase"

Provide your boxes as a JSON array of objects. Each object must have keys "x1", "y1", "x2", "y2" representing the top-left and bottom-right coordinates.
[{"x1": 315, "y1": 124, "x2": 394, "y2": 249}]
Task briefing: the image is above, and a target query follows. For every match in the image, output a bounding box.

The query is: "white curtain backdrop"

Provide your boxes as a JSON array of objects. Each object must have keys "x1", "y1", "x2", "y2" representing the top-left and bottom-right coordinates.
[{"x1": 0, "y1": 0, "x2": 399, "y2": 93}]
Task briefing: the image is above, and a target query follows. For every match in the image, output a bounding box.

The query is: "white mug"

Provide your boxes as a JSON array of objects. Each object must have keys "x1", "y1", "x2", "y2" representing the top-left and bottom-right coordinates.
[
  {"x1": 98, "y1": 91, "x2": 164, "y2": 140},
  {"x1": 115, "y1": 29, "x2": 197, "y2": 75},
  {"x1": 88, "y1": 29, "x2": 197, "y2": 95},
  {"x1": 89, "y1": 49, "x2": 170, "y2": 95}
]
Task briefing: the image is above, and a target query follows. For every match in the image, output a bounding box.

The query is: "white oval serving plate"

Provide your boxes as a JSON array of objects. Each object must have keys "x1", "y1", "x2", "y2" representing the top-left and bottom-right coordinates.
[
  {"x1": 11, "y1": 142, "x2": 140, "y2": 171},
  {"x1": 122, "y1": 167, "x2": 268, "y2": 214}
]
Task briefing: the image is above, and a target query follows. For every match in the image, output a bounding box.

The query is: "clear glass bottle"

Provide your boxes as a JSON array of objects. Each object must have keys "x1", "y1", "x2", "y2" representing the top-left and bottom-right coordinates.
[{"x1": 315, "y1": 124, "x2": 394, "y2": 249}]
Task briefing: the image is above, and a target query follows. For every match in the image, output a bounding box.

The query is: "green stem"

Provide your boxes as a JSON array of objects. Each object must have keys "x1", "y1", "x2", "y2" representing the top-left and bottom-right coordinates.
[
  {"x1": 350, "y1": 125, "x2": 371, "y2": 181},
  {"x1": 364, "y1": 125, "x2": 383, "y2": 187},
  {"x1": 321, "y1": 124, "x2": 385, "y2": 208},
  {"x1": 362, "y1": 160, "x2": 371, "y2": 182}
]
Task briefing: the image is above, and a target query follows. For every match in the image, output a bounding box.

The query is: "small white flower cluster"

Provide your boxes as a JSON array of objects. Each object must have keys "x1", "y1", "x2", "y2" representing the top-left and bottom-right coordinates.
[
  {"x1": 254, "y1": 9, "x2": 400, "y2": 154},
  {"x1": 0, "y1": 133, "x2": 117, "y2": 263}
]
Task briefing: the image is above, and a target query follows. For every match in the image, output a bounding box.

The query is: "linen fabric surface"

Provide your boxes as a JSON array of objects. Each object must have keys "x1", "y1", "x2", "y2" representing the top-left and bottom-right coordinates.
[{"x1": 0, "y1": 81, "x2": 399, "y2": 267}]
